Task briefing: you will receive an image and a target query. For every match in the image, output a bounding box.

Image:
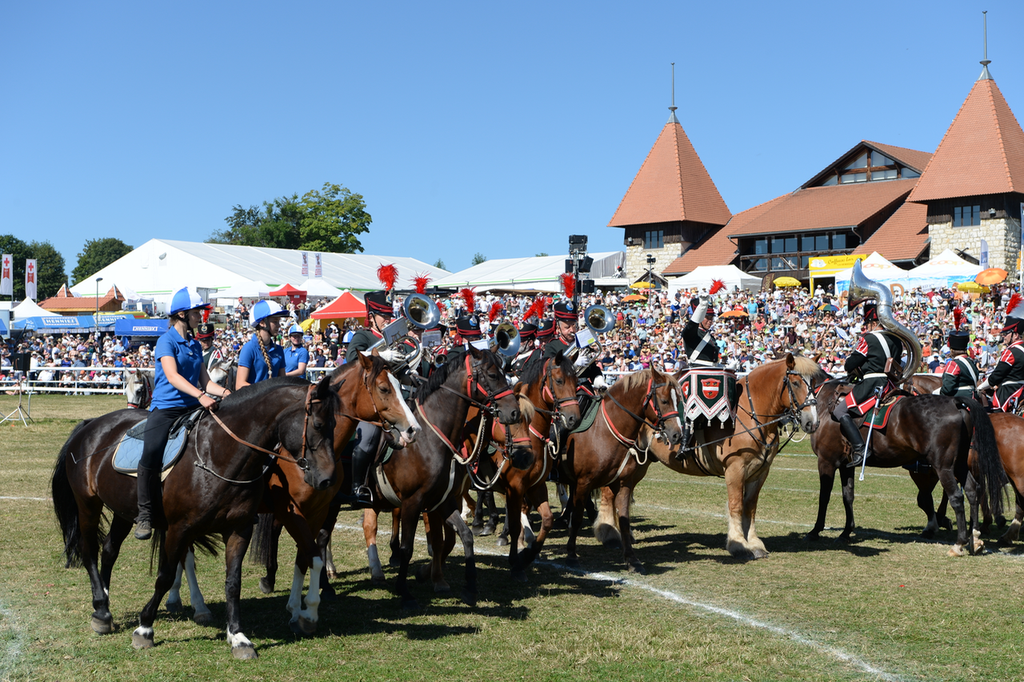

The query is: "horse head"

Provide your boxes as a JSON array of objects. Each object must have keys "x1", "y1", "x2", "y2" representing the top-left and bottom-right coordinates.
[
  {"x1": 647, "y1": 368, "x2": 684, "y2": 446},
  {"x1": 778, "y1": 354, "x2": 824, "y2": 434},
  {"x1": 125, "y1": 368, "x2": 152, "y2": 409},
  {"x1": 545, "y1": 350, "x2": 581, "y2": 432},
  {"x1": 274, "y1": 376, "x2": 339, "y2": 491},
  {"x1": 351, "y1": 351, "x2": 421, "y2": 447},
  {"x1": 208, "y1": 357, "x2": 235, "y2": 388},
  {"x1": 467, "y1": 346, "x2": 535, "y2": 468}
]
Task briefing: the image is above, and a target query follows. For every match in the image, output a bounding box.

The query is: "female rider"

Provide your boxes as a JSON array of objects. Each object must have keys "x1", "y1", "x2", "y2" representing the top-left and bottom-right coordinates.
[{"x1": 235, "y1": 300, "x2": 291, "y2": 390}]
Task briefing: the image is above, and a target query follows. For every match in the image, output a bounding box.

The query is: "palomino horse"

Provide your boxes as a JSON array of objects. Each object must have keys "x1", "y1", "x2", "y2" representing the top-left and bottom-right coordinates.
[
  {"x1": 360, "y1": 347, "x2": 531, "y2": 607},
  {"x1": 51, "y1": 376, "x2": 338, "y2": 659},
  {"x1": 246, "y1": 354, "x2": 420, "y2": 634},
  {"x1": 559, "y1": 367, "x2": 683, "y2": 572},
  {"x1": 595, "y1": 355, "x2": 822, "y2": 563},
  {"x1": 470, "y1": 351, "x2": 580, "y2": 581},
  {"x1": 807, "y1": 378, "x2": 1006, "y2": 555}
]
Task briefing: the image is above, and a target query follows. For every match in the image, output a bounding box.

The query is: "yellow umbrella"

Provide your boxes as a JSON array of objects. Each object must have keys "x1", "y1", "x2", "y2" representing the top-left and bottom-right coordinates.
[
  {"x1": 630, "y1": 281, "x2": 654, "y2": 289},
  {"x1": 299, "y1": 317, "x2": 317, "y2": 332},
  {"x1": 774, "y1": 276, "x2": 801, "y2": 287},
  {"x1": 957, "y1": 281, "x2": 990, "y2": 293}
]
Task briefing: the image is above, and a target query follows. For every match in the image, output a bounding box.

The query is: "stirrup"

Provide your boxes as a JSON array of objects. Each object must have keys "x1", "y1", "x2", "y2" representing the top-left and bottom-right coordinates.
[
  {"x1": 845, "y1": 451, "x2": 865, "y2": 468},
  {"x1": 134, "y1": 518, "x2": 152, "y2": 540}
]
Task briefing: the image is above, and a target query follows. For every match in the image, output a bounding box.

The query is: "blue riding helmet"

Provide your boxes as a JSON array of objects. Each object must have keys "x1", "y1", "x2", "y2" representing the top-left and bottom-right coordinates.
[
  {"x1": 288, "y1": 324, "x2": 304, "y2": 336},
  {"x1": 169, "y1": 287, "x2": 211, "y2": 315},
  {"x1": 249, "y1": 300, "x2": 290, "y2": 328}
]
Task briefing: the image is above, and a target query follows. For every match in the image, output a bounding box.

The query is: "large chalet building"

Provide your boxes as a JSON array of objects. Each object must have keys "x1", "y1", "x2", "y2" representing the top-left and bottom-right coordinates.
[{"x1": 610, "y1": 60, "x2": 1024, "y2": 286}]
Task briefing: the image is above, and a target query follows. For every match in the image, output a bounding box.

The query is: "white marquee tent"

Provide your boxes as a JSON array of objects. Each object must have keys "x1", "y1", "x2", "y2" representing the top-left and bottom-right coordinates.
[
  {"x1": 907, "y1": 248, "x2": 983, "y2": 283},
  {"x1": 433, "y1": 252, "x2": 625, "y2": 292},
  {"x1": 667, "y1": 265, "x2": 763, "y2": 295}
]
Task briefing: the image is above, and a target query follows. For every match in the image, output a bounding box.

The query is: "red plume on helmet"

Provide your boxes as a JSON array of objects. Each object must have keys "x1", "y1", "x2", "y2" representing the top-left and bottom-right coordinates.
[
  {"x1": 560, "y1": 273, "x2": 575, "y2": 299},
  {"x1": 377, "y1": 264, "x2": 398, "y2": 292},
  {"x1": 1006, "y1": 293, "x2": 1024, "y2": 318},
  {"x1": 414, "y1": 273, "x2": 431, "y2": 295},
  {"x1": 709, "y1": 279, "x2": 726, "y2": 296},
  {"x1": 459, "y1": 288, "x2": 476, "y2": 313},
  {"x1": 952, "y1": 307, "x2": 965, "y2": 331},
  {"x1": 523, "y1": 297, "x2": 545, "y2": 322},
  {"x1": 488, "y1": 301, "x2": 503, "y2": 323}
]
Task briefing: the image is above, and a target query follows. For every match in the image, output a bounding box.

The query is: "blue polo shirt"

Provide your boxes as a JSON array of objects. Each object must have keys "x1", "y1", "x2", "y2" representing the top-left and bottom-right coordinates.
[
  {"x1": 238, "y1": 337, "x2": 285, "y2": 383},
  {"x1": 284, "y1": 345, "x2": 309, "y2": 373},
  {"x1": 151, "y1": 327, "x2": 203, "y2": 411}
]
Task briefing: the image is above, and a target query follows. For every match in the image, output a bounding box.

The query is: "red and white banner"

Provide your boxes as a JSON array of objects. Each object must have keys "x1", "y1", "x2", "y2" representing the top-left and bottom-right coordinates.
[
  {"x1": 25, "y1": 259, "x2": 37, "y2": 300},
  {"x1": 0, "y1": 254, "x2": 11, "y2": 296},
  {"x1": 301, "y1": 252, "x2": 309, "y2": 277},
  {"x1": 315, "y1": 253, "x2": 323, "y2": 278}
]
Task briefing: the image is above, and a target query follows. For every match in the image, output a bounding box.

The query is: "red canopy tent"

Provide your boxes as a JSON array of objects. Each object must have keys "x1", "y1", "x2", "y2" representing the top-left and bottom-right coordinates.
[
  {"x1": 311, "y1": 291, "x2": 366, "y2": 320},
  {"x1": 269, "y1": 283, "x2": 307, "y2": 304}
]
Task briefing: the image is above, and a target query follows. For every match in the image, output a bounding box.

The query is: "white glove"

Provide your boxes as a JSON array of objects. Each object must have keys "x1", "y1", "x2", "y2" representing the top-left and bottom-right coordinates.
[
  {"x1": 574, "y1": 353, "x2": 590, "y2": 369},
  {"x1": 593, "y1": 375, "x2": 608, "y2": 391},
  {"x1": 378, "y1": 348, "x2": 400, "y2": 363},
  {"x1": 691, "y1": 299, "x2": 709, "y2": 325},
  {"x1": 977, "y1": 379, "x2": 990, "y2": 392}
]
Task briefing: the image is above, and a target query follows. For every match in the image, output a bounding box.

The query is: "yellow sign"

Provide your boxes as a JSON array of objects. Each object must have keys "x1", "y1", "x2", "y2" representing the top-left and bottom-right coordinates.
[{"x1": 808, "y1": 254, "x2": 867, "y2": 277}]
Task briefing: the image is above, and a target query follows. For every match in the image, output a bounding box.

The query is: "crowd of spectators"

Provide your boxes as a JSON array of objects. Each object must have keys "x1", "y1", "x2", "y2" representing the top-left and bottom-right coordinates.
[{"x1": 1, "y1": 281, "x2": 1017, "y2": 393}]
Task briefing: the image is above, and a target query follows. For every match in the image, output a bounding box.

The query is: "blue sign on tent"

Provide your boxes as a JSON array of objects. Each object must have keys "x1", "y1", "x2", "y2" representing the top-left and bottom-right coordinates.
[{"x1": 114, "y1": 319, "x2": 168, "y2": 336}]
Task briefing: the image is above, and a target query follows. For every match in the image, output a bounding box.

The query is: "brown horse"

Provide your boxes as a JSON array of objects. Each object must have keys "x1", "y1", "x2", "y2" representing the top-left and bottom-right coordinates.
[
  {"x1": 247, "y1": 353, "x2": 421, "y2": 634},
  {"x1": 51, "y1": 375, "x2": 339, "y2": 659},
  {"x1": 360, "y1": 347, "x2": 532, "y2": 607},
  {"x1": 595, "y1": 355, "x2": 823, "y2": 563},
  {"x1": 807, "y1": 377, "x2": 1006, "y2": 555},
  {"x1": 559, "y1": 367, "x2": 683, "y2": 572},
  {"x1": 470, "y1": 351, "x2": 580, "y2": 581},
  {"x1": 982, "y1": 413, "x2": 1024, "y2": 545}
]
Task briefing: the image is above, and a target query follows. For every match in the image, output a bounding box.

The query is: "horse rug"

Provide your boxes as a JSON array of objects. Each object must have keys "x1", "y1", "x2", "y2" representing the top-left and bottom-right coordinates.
[
  {"x1": 680, "y1": 367, "x2": 737, "y2": 425},
  {"x1": 112, "y1": 409, "x2": 204, "y2": 477},
  {"x1": 570, "y1": 396, "x2": 602, "y2": 435},
  {"x1": 862, "y1": 394, "x2": 905, "y2": 430}
]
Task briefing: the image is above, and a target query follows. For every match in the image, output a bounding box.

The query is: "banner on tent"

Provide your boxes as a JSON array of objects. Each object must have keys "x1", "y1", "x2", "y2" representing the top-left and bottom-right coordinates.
[
  {"x1": 315, "y1": 253, "x2": 322, "y2": 278},
  {"x1": 301, "y1": 252, "x2": 309, "y2": 277},
  {"x1": 0, "y1": 254, "x2": 11, "y2": 296},
  {"x1": 981, "y1": 239, "x2": 989, "y2": 269},
  {"x1": 25, "y1": 259, "x2": 37, "y2": 300}
]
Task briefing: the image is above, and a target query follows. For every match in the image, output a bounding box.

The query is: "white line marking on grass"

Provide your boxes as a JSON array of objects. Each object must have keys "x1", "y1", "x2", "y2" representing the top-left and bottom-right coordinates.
[
  {"x1": 334, "y1": 521, "x2": 905, "y2": 681},
  {"x1": 0, "y1": 496, "x2": 51, "y2": 502},
  {"x1": 0, "y1": 600, "x2": 26, "y2": 678}
]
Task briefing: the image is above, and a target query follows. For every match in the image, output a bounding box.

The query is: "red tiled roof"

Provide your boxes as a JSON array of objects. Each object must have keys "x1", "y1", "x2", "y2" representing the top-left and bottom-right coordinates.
[
  {"x1": 608, "y1": 118, "x2": 731, "y2": 228},
  {"x1": 663, "y1": 195, "x2": 786, "y2": 275},
  {"x1": 727, "y1": 179, "x2": 916, "y2": 237},
  {"x1": 862, "y1": 141, "x2": 932, "y2": 173},
  {"x1": 909, "y1": 78, "x2": 1024, "y2": 202},
  {"x1": 853, "y1": 201, "x2": 929, "y2": 262},
  {"x1": 39, "y1": 286, "x2": 123, "y2": 312}
]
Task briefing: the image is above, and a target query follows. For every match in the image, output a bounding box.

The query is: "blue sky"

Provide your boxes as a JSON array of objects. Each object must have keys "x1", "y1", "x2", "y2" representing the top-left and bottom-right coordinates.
[{"x1": 3, "y1": 1, "x2": 1023, "y2": 279}]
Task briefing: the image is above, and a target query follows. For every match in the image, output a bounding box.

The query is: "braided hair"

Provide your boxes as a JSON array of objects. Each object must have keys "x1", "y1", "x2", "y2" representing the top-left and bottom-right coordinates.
[{"x1": 255, "y1": 323, "x2": 276, "y2": 378}]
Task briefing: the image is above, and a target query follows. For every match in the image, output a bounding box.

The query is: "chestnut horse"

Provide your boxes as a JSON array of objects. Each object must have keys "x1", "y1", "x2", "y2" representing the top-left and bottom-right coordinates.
[
  {"x1": 807, "y1": 378, "x2": 1006, "y2": 555},
  {"x1": 559, "y1": 367, "x2": 683, "y2": 572},
  {"x1": 51, "y1": 376, "x2": 339, "y2": 659},
  {"x1": 596, "y1": 355, "x2": 822, "y2": 563}
]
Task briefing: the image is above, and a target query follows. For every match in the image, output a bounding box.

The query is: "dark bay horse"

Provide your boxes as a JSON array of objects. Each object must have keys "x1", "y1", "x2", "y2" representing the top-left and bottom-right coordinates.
[
  {"x1": 360, "y1": 347, "x2": 531, "y2": 607},
  {"x1": 246, "y1": 353, "x2": 420, "y2": 634},
  {"x1": 51, "y1": 375, "x2": 339, "y2": 659},
  {"x1": 807, "y1": 378, "x2": 1006, "y2": 555},
  {"x1": 596, "y1": 355, "x2": 823, "y2": 562},
  {"x1": 559, "y1": 367, "x2": 683, "y2": 572}
]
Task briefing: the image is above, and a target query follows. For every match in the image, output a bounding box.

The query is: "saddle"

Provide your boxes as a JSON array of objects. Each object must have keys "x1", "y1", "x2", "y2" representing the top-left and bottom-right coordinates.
[
  {"x1": 860, "y1": 393, "x2": 907, "y2": 430},
  {"x1": 111, "y1": 408, "x2": 205, "y2": 476}
]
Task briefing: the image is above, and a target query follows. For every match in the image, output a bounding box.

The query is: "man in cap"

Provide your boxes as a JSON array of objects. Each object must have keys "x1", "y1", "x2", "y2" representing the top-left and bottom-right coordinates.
[
  {"x1": 543, "y1": 299, "x2": 607, "y2": 407},
  {"x1": 510, "y1": 322, "x2": 538, "y2": 375},
  {"x1": 940, "y1": 308, "x2": 979, "y2": 401},
  {"x1": 830, "y1": 303, "x2": 905, "y2": 467},
  {"x1": 978, "y1": 293, "x2": 1024, "y2": 411},
  {"x1": 195, "y1": 322, "x2": 221, "y2": 368}
]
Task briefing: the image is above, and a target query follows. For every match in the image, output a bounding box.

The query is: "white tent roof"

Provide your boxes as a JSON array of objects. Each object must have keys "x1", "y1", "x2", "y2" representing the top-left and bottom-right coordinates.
[
  {"x1": 907, "y1": 248, "x2": 982, "y2": 280},
  {"x1": 12, "y1": 297, "x2": 57, "y2": 319},
  {"x1": 433, "y1": 252, "x2": 625, "y2": 292},
  {"x1": 213, "y1": 280, "x2": 272, "y2": 300},
  {"x1": 296, "y1": 278, "x2": 342, "y2": 298},
  {"x1": 834, "y1": 251, "x2": 908, "y2": 283},
  {"x1": 667, "y1": 265, "x2": 763, "y2": 294},
  {"x1": 67, "y1": 239, "x2": 449, "y2": 298}
]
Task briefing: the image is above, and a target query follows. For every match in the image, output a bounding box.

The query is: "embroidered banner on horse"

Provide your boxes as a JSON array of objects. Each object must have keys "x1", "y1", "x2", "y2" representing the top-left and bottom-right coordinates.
[{"x1": 681, "y1": 367, "x2": 737, "y2": 424}]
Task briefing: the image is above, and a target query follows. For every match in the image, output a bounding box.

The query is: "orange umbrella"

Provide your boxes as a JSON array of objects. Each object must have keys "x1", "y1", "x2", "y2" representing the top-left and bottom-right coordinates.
[
  {"x1": 621, "y1": 294, "x2": 647, "y2": 302},
  {"x1": 975, "y1": 268, "x2": 1008, "y2": 285},
  {"x1": 719, "y1": 309, "x2": 748, "y2": 318}
]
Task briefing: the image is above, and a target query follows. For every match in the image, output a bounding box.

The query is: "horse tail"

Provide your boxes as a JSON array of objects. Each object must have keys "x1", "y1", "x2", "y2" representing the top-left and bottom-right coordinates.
[
  {"x1": 250, "y1": 513, "x2": 276, "y2": 566},
  {"x1": 962, "y1": 398, "x2": 1008, "y2": 519},
  {"x1": 51, "y1": 420, "x2": 91, "y2": 568}
]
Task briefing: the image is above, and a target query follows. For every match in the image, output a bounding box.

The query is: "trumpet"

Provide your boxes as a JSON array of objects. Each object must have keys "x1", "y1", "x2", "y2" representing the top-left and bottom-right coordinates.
[
  {"x1": 490, "y1": 321, "x2": 521, "y2": 359},
  {"x1": 848, "y1": 259, "x2": 922, "y2": 384}
]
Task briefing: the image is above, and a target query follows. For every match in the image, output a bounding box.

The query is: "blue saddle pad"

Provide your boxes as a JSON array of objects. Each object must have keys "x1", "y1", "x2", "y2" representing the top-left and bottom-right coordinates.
[{"x1": 112, "y1": 417, "x2": 192, "y2": 475}]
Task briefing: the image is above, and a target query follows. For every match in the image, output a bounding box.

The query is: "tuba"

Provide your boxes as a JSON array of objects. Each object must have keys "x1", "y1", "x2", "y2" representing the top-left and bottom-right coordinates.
[
  {"x1": 491, "y1": 321, "x2": 521, "y2": 359},
  {"x1": 584, "y1": 304, "x2": 616, "y2": 334},
  {"x1": 847, "y1": 259, "x2": 922, "y2": 384},
  {"x1": 403, "y1": 293, "x2": 441, "y2": 330},
  {"x1": 565, "y1": 304, "x2": 615, "y2": 375}
]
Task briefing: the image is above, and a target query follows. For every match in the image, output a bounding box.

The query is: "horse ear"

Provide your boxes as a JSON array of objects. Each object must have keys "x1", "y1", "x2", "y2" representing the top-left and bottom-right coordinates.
[
  {"x1": 316, "y1": 373, "x2": 332, "y2": 400},
  {"x1": 469, "y1": 345, "x2": 483, "y2": 361},
  {"x1": 358, "y1": 351, "x2": 374, "y2": 371},
  {"x1": 785, "y1": 352, "x2": 795, "y2": 370},
  {"x1": 554, "y1": 349, "x2": 564, "y2": 365}
]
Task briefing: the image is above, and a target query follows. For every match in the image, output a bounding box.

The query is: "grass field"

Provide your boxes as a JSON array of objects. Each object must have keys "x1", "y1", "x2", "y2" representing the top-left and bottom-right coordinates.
[{"x1": 2, "y1": 394, "x2": 1023, "y2": 681}]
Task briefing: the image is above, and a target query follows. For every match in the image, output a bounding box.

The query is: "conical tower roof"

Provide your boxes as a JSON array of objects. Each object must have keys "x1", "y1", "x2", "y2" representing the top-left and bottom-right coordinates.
[
  {"x1": 608, "y1": 114, "x2": 731, "y2": 227},
  {"x1": 908, "y1": 75, "x2": 1024, "y2": 202}
]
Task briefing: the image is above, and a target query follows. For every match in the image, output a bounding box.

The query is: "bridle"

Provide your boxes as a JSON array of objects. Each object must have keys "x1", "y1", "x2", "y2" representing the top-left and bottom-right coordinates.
[
  {"x1": 438, "y1": 354, "x2": 516, "y2": 420},
  {"x1": 126, "y1": 370, "x2": 151, "y2": 409},
  {"x1": 737, "y1": 368, "x2": 817, "y2": 455},
  {"x1": 531, "y1": 358, "x2": 579, "y2": 430},
  {"x1": 603, "y1": 373, "x2": 680, "y2": 447}
]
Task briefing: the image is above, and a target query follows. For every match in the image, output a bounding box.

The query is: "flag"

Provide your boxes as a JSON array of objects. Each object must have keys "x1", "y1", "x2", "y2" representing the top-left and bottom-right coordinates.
[
  {"x1": 0, "y1": 254, "x2": 11, "y2": 296},
  {"x1": 980, "y1": 239, "x2": 989, "y2": 269},
  {"x1": 314, "y1": 253, "x2": 322, "y2": 278},
  {"x1": 301, "y1": 252, "x2": 309, "y2": 277},
  {"x1": 25, "y1": 259, "x2": 37, "y2": 300}
]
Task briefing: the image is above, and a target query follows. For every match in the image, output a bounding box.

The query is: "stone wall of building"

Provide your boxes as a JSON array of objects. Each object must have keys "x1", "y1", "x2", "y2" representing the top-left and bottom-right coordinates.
[
  {"x1": 928, "y1": 217, "x2": 1021, "y2": 278},
  {"x1": 625, "y1": 243, "x2": 686, "y2": 282}
]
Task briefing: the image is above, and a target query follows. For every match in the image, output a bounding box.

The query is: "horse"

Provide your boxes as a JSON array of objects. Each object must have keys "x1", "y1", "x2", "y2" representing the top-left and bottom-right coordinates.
[
  {"x1": 51, "y1": 375, "x2": 339, "y2": 659},
  {"x1": 559, "y1": 367, "x2": 683, "y2": 572},
  {"x1": 595, "y1": 355, "x2": 822, "y2": 563},
  {"x1": 207, "y1": 357, "x2": 236, "y2": 390},
  {"x1": 243, "y1": 353, "x2": 421, "y2": 634},
  {"x1": 982, "y1": 413, "x2": 1024, "y2": 545},
  {"x1": 124, "y1": 368, "x2": 152, "y2": 409},
  {"x1": 359, "y1": 347, "x2": 532, "y2": 608},
  {"x1": 807, "y1": 377, "x2": 1006, "y2": 556}
]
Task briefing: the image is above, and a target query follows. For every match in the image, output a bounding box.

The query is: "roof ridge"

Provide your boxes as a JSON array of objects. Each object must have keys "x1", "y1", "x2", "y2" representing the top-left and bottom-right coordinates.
[{"x1": 906, "y1": 79, "x2": 980, "y2": 202}]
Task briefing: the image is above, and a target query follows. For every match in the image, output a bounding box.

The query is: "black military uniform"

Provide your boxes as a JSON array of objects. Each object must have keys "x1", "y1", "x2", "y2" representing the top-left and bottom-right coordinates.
[
  {"x1": 196, "y1": 322, "x2": 219, "y2": 368},
  {"x1": 682, "y1": 296, "x2": 719, "y2": 366},
  {"x1": 983, "y1": 301, "x2": 1024, "y2": 412},
  {"x1": 940, "y1": 315, "x2": 978, "y2": 401},
  {"x1": 543, "y1": 301, "x2": 604, "y2": 406},
  {"x1": 511, "y1": 322, "x2": 538, "y2": 376}
]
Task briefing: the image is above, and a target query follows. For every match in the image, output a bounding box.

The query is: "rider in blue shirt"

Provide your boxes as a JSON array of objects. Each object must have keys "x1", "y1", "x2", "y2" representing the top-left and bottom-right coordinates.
[
  {"x1": 136, "y1": 287, "x2": 231, "y2": 540},
  {"x1": 283, "y1": 323, "x2": 310, "y2": 377},
  {"x1": 235, "y1": 300, "x2": 290, "y2": 389}
]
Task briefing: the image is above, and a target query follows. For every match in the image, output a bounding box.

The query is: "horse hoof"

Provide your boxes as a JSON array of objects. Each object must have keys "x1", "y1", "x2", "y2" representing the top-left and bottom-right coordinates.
[
  {"x1": 626, "y1": 560, "x2": 645, "y2": 575},
  {"x1": 921, "y1": 528, "x2": 936, "y2": 539},
  {"x1": 511, "y1": 569, "x2": 528, "y2": 583},
  {"x1": 805, "y1": 531, "x2": 820, "y2": 542},
  {"x1": 750, "y1": 548, "x2": 770, "y2": 560},
  {"x1": 193, "y1": 611, "x2": 213, "y2": 626},
  {"x1": 370, "y1": 570, "x2": 386, "y2": 585},
  {"x1": 496, "y1": 535, "x2": 509, "y2": 547},
  {"x1": 433, "y1": 582, "x2": 452, "y2": 595},
  {"x1": 565, "y1": 556, "x2": 580, "y2": 568},
  {"x1": 319, "y1": 587, "x2": 337, "y2": 603},
  {"x1": 478, "y1": 523, "x2": 495, "y2": 537},
  {"x1": 290, "y1": 617, "x2": 317, "y2": 636},
  {"x1": 388, "y1": 555, "x2": 402, "y2": 568},
  {"x1": 232, "y1": 645, "x2": 258, "y2": 660},
  {"x1": 602, "y1": 538, "x2": 622, "y2": 550},
  {"x1": 258, "y1": 578, "x2": 274, "y2": 595},
  {"x1": 471, "y1": 524, "x2": 485, "y2": 537},
  {"x1": 835, "y1": 533, "x2": 853, "y2": 545},
  {"x1": 131, "y1": 630, "x2": 154, "y2": 649},
  {"x1": 947, "y1": 544, "x2": 965, "y2": 557},
  {"x1": 415, "y1": 566, "x2": 429, "y2": 583},
  {"x1": 91, "y1": 616, "x2": 113, "y2": 635},
  {"x1": 939, "y1": 518, "x2": 953, "y2": 531},
  {"x1": 462, "y1": 589, "x2": 478, "y2": 607},
  {"x1": 165, "y1": 599, "x2": 182, "y2": 614}
]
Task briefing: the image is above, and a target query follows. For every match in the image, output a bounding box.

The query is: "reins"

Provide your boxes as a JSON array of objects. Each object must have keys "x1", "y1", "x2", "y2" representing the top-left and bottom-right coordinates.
[{"x1": 603, "y1": 374, "x2": 680, "y2": 446}]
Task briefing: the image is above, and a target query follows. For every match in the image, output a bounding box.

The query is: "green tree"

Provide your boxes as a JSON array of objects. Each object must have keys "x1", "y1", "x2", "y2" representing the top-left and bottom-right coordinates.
[
  {"x1": 0, "y1": 235, "x2": 31, "y2": 300},
  {"x1": 535, "y1": 252, "x2": 549, "y2": 257},
  {"x1": 72, "y1": 238, "x2": 133, "y2": 285},
  {"x1": 472, "y1": 252, "x2": 487, "y2": 265},
  {"x1": 433, "y1": 258, "x2": 446, "y2": 270},
  {"x1": 208, "y1": 182, "x2": 370, "y2": 253},
  {"x1": 28, "y1": 241, "x2": 67, "y2": 299}
]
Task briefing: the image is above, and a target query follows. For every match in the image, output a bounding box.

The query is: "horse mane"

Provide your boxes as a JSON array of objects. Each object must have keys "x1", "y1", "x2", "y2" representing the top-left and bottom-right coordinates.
[
  {"x1": 418, "y1": 349, "x2": 504, "y2": 404},
  {"x1": 615, "y1": 367, "x2": 657, "y2": 394},
  {"x1": 789, "y1": 355, "x2": 829, "y2": 386},
  {"x1": 221, "y1": 375, "x2": 311, "y2": 406},
  {"x1": 332, "y1": 354, "x2": 388, "y2": 387},
  {"x1": 518, "y1": 350, "x2": 573, "y2": 387},
  {"x1": 516, "y1": 393, "x2": 536, "y2": 422}
]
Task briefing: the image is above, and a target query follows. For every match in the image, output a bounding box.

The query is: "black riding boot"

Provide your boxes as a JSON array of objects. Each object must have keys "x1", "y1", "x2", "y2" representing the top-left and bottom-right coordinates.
[
  {"x1": 350, "y1": 447, "x2": 374, "y2": 507},
  {"x1": 675, "y1": 420, "x2": 692, "y2": 461},
  {"x1": 839, "y1": 414, "x2": 867, "y2": 468},
  {"x1": 135, "y1": 466, "x2": 159, "y2": 540}
]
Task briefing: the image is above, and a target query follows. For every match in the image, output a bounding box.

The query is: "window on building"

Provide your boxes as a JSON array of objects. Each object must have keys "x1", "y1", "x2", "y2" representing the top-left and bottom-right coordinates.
[
  {"x1": 815, "y1": 235, "x2": 829, "y2": 250},
  {"x1": 870, "y1": 151, "x2": 893, "y2": 166},
  {"x1": 753, "y1": 258, "x2": 768, "y2": 271},
  {"x1": 832, "y1": 233, "x2": 847, "y2": 249},
  {"x1": 902, "y1": 168, "x2": 920, "y2": 179},
  {"x1": 771, "y1": 237, "x2": 785, "y2": 253},
  {"x1": 843, "y1": 152, "x2": 868, "y2": 170},
  {"x1": 953, "y1": 205, "x2": 981, "y2": 227},
  {"x1": 644, "y1": 230, "x2": 664, "y2": 249},
  {"x1": 801, "y1": 235, "x2": 815, "y2": 252},
  {"x1": 754, "y1": 239, "x2": 768, "y2": 255},
  {"x1": 784, "y1": 236, "x2": 797, "y2": 253},
  {"x1": 840, "y1": 172, "x2": 868, "y2": 184}
]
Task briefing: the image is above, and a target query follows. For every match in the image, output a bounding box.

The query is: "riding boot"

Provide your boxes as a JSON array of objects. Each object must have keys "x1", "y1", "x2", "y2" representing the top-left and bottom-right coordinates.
[
  {"x1": 838, "y1": 414, "x2": 867, "y2": 468},
  {"x1": 135, "y1": 466, "x2": 159, "y2": 540},
  {"x1": 350, "y1": 447, "x2": 374, "y2": 507},
  {"x1": 675, "y1": 421, "x2": 692, "y2": 461}
]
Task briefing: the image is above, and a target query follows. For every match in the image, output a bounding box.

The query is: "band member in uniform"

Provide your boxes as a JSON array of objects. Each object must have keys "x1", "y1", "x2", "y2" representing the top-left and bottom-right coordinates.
[
  {"x1": 236, "y1": 300, "x2": 290, "y2": 389},
  {"x1": 536, "y1": 318, "x2": 555, "y2": 346},
  {"x1": 830, "y1": 302, "x2": 905, "y2": 467},
  {"x1": 283, "y1": 323, "x2": 309, "y2": 377},
  {"x1": 940, "y1": 308, "x2": 979, "y2": 401},
  {"x1": 978, "y1": 294, "x2": 1024, "y2": 411},
  {"x1": 511, "y1": 321, "x2": 538, "y2": 375},
  {"x1": 682, "y1": 281, "x2": 725, "y2": 367},
  {"x1": 195, "y1": 322, "x2": 221, "y2": 368}
]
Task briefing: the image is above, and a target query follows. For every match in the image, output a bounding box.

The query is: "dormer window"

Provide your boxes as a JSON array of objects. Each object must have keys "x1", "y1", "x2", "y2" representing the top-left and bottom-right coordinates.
[{"x1": 811, "y1": 147, "x2": 921, "y2": 187}]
